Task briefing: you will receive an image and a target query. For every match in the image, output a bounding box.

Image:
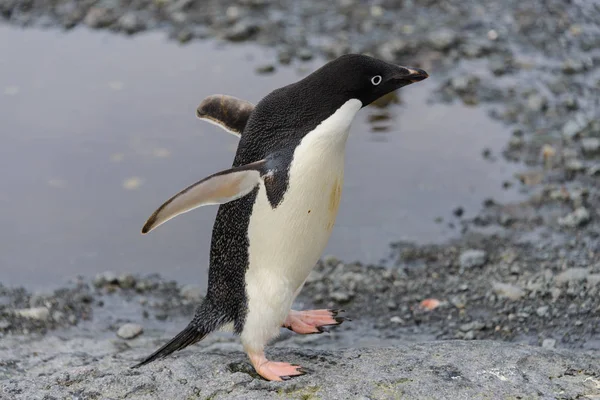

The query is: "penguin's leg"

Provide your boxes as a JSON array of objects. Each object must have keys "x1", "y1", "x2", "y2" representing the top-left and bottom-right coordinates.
[{"x1": 282, "y1": 309, "x2": 346, "y2": 334}]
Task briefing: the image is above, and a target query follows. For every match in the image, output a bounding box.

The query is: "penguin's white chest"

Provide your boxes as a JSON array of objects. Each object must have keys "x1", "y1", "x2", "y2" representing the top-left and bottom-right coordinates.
[{"x1": 240, "y1": 99, "x2": 362, "y2": 350}]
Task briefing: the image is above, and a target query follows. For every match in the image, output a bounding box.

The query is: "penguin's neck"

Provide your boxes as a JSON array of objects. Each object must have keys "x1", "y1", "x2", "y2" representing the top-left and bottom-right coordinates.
[{"x1": 302, "y1": 99, "x2": 362, "y2": 153}]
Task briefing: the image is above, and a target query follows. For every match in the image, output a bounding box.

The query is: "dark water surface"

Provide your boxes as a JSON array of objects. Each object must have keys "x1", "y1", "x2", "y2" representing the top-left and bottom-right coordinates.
[{"x1": 0, "y1": 25, "x2": 523, "y2": 289}]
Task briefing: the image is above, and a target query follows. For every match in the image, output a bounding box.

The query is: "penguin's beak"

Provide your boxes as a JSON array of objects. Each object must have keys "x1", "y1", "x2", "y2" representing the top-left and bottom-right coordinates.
[{"x1": 392, "y1": 66, "x2": 429, "y2": 85}]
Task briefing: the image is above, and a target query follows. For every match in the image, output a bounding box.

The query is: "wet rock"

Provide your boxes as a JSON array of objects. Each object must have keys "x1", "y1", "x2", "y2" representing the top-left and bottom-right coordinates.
[
  {"x1": 555, "y1": 268, "x2": 589, "y2": 284},
  {"x1": 297, "y1": 48, "x2": 314, "y2": 61},
  {"x1": 223, "y1": 20, "x2": 259, "y2": 41},
  {"x1": 117, "y1": 13, "x2": 145, "y2": 34},
  {"x1": 84, "y1": 7, "x2": 115, "y2": 29},
  {"x1": 542, "y1": 339, "x2": 556, "y2": 349},
  {"x1": 565, "y1": 159, "x2": 585, "y2": 173},
  {"x1": 536, "y1": 306, "x2": 549, "y2": 317},
  {"x1": 558, "y1": 207, "x2": 590, "y2": 228},
  {"x1": 255, "y1": 64, "x2": 275, "y2": 74},
  {"x1": 459, "y1": 249, "x2": 487, "y2": 269},
  {"x1": 117, "y1": 273, "x2": 136, "y2": 289},
  {"x1": 459, "y1": 321, "x2": 485, "y2": 332},
  {"x1": 14, "y1": 307, "x2": 50, "y2": 321},
  {"x1": 117, "y1": 323, "x2": 143, "y2": 339},
  {"x1": 428, "y1": 28, "x2": 458, "y2": 51},
  {"x1": 180, "y1": 284, "x2": 204, "y2": 302},
  {"x1": 581, "y1": 138, "x2": 600, "y2": 156},
  {"x1": 492, "y1": 282, "x2": 525, "y2": 300},
  {"x1": 562, "y1": 59, "x2": 585, "y2": 74}
]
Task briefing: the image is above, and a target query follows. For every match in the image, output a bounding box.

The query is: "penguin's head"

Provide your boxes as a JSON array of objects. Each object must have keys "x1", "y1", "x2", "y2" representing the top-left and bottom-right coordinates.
[{"x1": 313, "y1": 53, "x2": 428, "y2": 107}]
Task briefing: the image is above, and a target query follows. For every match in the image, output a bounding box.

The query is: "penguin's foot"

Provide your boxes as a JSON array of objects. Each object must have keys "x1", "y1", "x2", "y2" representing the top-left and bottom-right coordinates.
[
  {"x1": 283, "y1": 309, "x2": 347, "y2": 334},
  {"x1": 249, "y1": 352, "x2": 305, "y2": 381}
]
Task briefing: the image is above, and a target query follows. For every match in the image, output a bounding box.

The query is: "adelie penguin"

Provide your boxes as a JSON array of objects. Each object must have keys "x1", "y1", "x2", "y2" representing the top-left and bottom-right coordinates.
[{"x1": 133, "y1": 54, "x2": 428, "y2": 381}]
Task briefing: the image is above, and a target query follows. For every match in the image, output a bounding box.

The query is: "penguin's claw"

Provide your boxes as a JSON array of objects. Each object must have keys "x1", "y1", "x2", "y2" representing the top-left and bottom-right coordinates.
[
  {"x1": 253, "y1": 359, "x2": 305, "y2": 381},
  {"x1": 282, "y1": 309, "x2": 348, "y2": 334}
]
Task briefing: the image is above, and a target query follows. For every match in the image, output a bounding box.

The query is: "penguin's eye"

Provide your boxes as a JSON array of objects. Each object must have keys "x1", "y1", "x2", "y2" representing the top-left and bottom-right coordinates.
[{"x1": 371, "y1": 75, "x2": 382, "y2": 86}]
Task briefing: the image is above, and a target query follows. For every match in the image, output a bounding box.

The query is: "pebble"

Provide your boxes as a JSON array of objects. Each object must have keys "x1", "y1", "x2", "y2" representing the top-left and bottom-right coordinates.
[
  {"x1": 541, "y1": 338, "x2": 556, "y2": 349},
  {"x1": 492, "y1": 282, "x2": 525, "y2": 300},
  {"x1": 562, "y1": 59, "x2": 585, "y2": 74},
  {"x1": 536, "y1": 306, "x2": 549, "y2": 317},
  {"x1": 93, "y1": 271, "x2": 118, "y2": 288},
  {"x1": 428, "y1": 28, "x2": 458, "y2": 51},
  {"x1": 180, "y1": 284, "x2": 204, "y2": 302},
  {"x1": 459, "y1": 249, "x2": 487, "y2": 269},
  {"x1": 255, "y1": 64, "x2": 275, "y2": 74},
  {"x1": 330, "y1": 291, "x2": 352, "y2": 303},
  {"x1": 117, "y1": 13, "x2": 145, "y2": 34},
  {"x1": 390, "y1": 316, "x2": 404, "y2": 324},
  {"x1": 459, "y1": 321, "x2": 485, "y2": 332},
  {"x1": 558, "y1": 207, "x2": 590, "y2": 228},
  {"x1": 15, "y1": 307, "x2": 50, "y2": 321},
  {"x1": 565, "y1": 159, "x2": 585, "y2": 173},
  {"x1": 562, "y1": 114, "x2": 588, "y2": 139},
  {"x1": 527, "y1": 94, "x2": 547, "y2": 112},
  {"x1": 555, "y1": 268, "x2": 589, "y2": 284},
  {"x1": 297, "y1": 48, "x2": 314, "y2": 61},
  {"x1": 117, "y1": 274, "x2": 136, "y2": 289},
  {"x1": 223, "y1": 20, "x2": 259, "y2": 41},
  {"x1": 84, "y1": 7, "x2": 115, "y2": 29},
  {"x1": 117, "y1": 323, "x2": 143, "y2": 339},
  {"x1": 581, "y1": 138, "x2": 600, "y2": 155}
]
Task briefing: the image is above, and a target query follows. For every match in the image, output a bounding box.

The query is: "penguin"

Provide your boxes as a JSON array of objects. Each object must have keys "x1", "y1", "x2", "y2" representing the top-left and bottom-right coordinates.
[{"x1": 132, "y1": 54, "x2": 428, "y2": 381}]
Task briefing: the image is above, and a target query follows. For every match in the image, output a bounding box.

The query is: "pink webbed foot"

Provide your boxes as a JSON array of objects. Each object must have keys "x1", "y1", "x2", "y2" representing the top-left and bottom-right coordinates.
[
  {"x1": 248, "y1": 352, "x2": 305, "y2": 381},
  {"x1": 282, "y1": 309, "x2": 348, "y2": 334}
]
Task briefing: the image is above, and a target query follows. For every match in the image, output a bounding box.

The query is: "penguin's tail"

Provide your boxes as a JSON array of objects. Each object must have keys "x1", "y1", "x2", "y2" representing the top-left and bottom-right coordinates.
[{"x1": 131, "y1": 322, "x2": 209, "y2": 369}]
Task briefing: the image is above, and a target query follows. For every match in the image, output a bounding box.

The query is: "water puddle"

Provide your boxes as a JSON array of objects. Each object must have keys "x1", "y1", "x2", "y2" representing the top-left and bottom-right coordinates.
[{"x1": 0, "y1": 25, "x2": 523, "y2": 289}]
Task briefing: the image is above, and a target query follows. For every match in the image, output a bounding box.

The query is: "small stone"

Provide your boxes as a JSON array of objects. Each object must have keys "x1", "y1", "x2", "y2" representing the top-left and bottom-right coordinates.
[
  {"x1": 223, "y1": 20, "x2": 259, "y2": 41},
  {"x1": 118, "y1": 13, "x2": 145, "y2": 34},
  {"x1": 453, "y1": 207, "x2": 464, "y2": 217},
  {"x1": 536, "y1": 306, "x2": 549, "y2": 317},
  {"x1": 330, "y1": 291, "x2": 352, "y2": 303},
  {"x1": 277, "y1": 48, "x2": 293, "y2": 65},
  {"x1": 463, "y1": 330, "x2": 475, "y2": 340},
  {"x1": 562, "y1": 59, "x2": 585, "y2": 74},
  {"x1": 492, "y1": 282, "x2": 525, "y2": 300},
  {"x1": 297, "y1": 48, "x2": 313, "y2": 61},
  {"x1": 117, "y1": 274, "x2": 136, "y2": 289},
  {"x1": 555, "y1": 268, "x2": 589, "y2": 284},
  {"x1": 527, "y1": 94, "x2": 547, "y2": 112},
  {"x1": 180, "y1": 284, "x2": 204, "y2": 302},
  {"x1": 562, "y1": 114, "x2": 589, "y2": 139},
  {"x1": 459, "y1": 249, "x2": 487, "y2": 269},
  {"x1": 255, "y1": 64, "x2": 275, "y2": 74},
  {"x1": 558, "y1": 207, "x2": 590, "y2": 228},
  {"x1": 117, "y1": 323, "x2": 143, "y2": 339},
  {"x1": 542, "y1": 338, "x2": 556, "y2": 349},
  {"x1": 459, "y1": 321, "x2": 485, "y2": 332},
  {"x1": 84, "y1": 7, "x2": 115, "y2": 29},
  {"x1": 581, "y1": 138, "x2": 600, "y2": 155},
  {"x1": 565, "y1": 159, "x2": 585, "y2": 173},
  {"x1": 390, "y1": 316, "x2": 404, "y2": 324},
  {"x1": 386, "y1": 301, "x2": 398, "y2": 310},
  {"x1": 428, "y1": 28, "x2": 458, "y2": 51},
  {"x1": 15, "y1": 307, "x2": 50, "y2": 321}
]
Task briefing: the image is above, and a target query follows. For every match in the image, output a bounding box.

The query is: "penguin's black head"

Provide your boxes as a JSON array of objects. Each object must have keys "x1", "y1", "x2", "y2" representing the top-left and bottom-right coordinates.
[{"x1": 312, "y1": 53, "x2": 428, "y2": 108}]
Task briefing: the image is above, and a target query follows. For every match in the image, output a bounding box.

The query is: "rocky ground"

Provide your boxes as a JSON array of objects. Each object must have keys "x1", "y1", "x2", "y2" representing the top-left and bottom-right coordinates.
[{"x1": 1, "y1": 0, "x2": 600, "y2": 398}]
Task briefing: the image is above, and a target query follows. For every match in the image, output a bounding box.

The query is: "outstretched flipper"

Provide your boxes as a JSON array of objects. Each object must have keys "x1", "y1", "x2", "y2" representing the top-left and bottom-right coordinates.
[
  {"x1": 196, "y1": 94, "x2": 255, "y2": 137},
  {"x1": 141, "y1": 158, "x2": 268, "y2": 234}
]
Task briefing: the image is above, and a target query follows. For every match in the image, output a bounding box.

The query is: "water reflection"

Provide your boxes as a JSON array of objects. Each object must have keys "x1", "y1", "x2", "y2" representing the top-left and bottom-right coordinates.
[{"x1": 0, "y1": 25, "x2": 522, "y2": 289}]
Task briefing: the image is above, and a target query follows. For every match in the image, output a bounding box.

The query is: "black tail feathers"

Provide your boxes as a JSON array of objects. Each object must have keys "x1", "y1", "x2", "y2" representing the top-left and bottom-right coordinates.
[{"x1": 131, "y1": 323, "x2": 208, "y2": 369}]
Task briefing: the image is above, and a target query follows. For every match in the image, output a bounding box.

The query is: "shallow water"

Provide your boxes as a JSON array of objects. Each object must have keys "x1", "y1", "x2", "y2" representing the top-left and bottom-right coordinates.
[{"x1": 0, "y1": 25, "x2": 523, "y2": 289}]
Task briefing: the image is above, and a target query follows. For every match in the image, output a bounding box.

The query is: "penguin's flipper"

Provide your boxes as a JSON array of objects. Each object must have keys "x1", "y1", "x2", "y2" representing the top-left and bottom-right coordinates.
[
  {"x1": 196, "y1": 94, "x2": 255, "y2": 137},
  {"x1": 141, "y1": 159, "x2": 267, "y2": 234}
]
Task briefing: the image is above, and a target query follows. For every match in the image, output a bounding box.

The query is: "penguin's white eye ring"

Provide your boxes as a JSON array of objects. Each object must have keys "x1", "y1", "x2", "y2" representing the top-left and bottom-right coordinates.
[{"x1": 371, "y1": 75, "x2": 382, "y2": 85}]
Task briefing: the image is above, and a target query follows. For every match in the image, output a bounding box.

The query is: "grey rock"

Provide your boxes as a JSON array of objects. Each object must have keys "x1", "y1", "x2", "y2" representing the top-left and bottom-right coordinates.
[
  {"x1": 587, "y1": 274, "x2": 600, "y2": 287},
  {"x1": 428, "y1": 28, "x2": 458, "y2": 51},
  {"x1": 83, "y1": 7, "x2": 116, "y2": 29},
  {"x1": 2, "y1": 338, "x2": 598, "y2": 399},
  {"x1": 581, "y1": 137, "x2": 600, "y2": 155},
  {"x1": 117, "y1": 273, "x2": 136, "y2": 289},
  {"x1": 459, "y1": 249, "x2": 487, "y2": 269},
  {"x1": 459, "y1": 321, "x2": 485, "y2": 332},
  {"x1": 118, "y1": 13, "x2": 145, "y2": 34},
  {"x1": 180, "y1": 284, "x2": 204, "y2": 302},
  {"x1": 492, "y1": 282, "x2": 525, "y2": 300},
  {"x1": 14, "y1": 307, "x2": 50, "y2": 321},
  {"x1": 558, "y1": 207, "x2": 590, "y2": 228},
  {"x1": 297, "y1": 48, "x2": 314, "y2": 61},
  {"x1": 562, "y1": 113, "x2": 589, "y2": 139},
  {"x1": 562, "y1": 59, "x2": 585, "y2": 74},
  {"x1": 93, "y1": 271, "x2": 118, "y2": 288},
  {"x1": 555, "y1": 267, "x2": 589, "y2": 284},
  {"x1": 527, "y1": 94, "x2": 547, "y2": 112},
  {"x1": 565, "y1": 159, "x2": 585, "y2": 173},
  {"x1": 389, "y1": 316, "x2": 404, "y2": 324},
  {"x1": 223, "y1": 20, "x2": 259, "y2": 41},
  {"x1": 542, "y1": 338, "x2": 556, "y2": 349},
  {"x1": 117, "y1": 323, "x2": 143, "y2": 339},
  {"x1": 330, "y1": 291, "x2": 352, "y2": 303},
  {"x1": 536, "y1": 306, "x2": 549, "y2": 317},
  {"x1": 255, "y1": 64, "x2": 276, "y2": 74}
]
